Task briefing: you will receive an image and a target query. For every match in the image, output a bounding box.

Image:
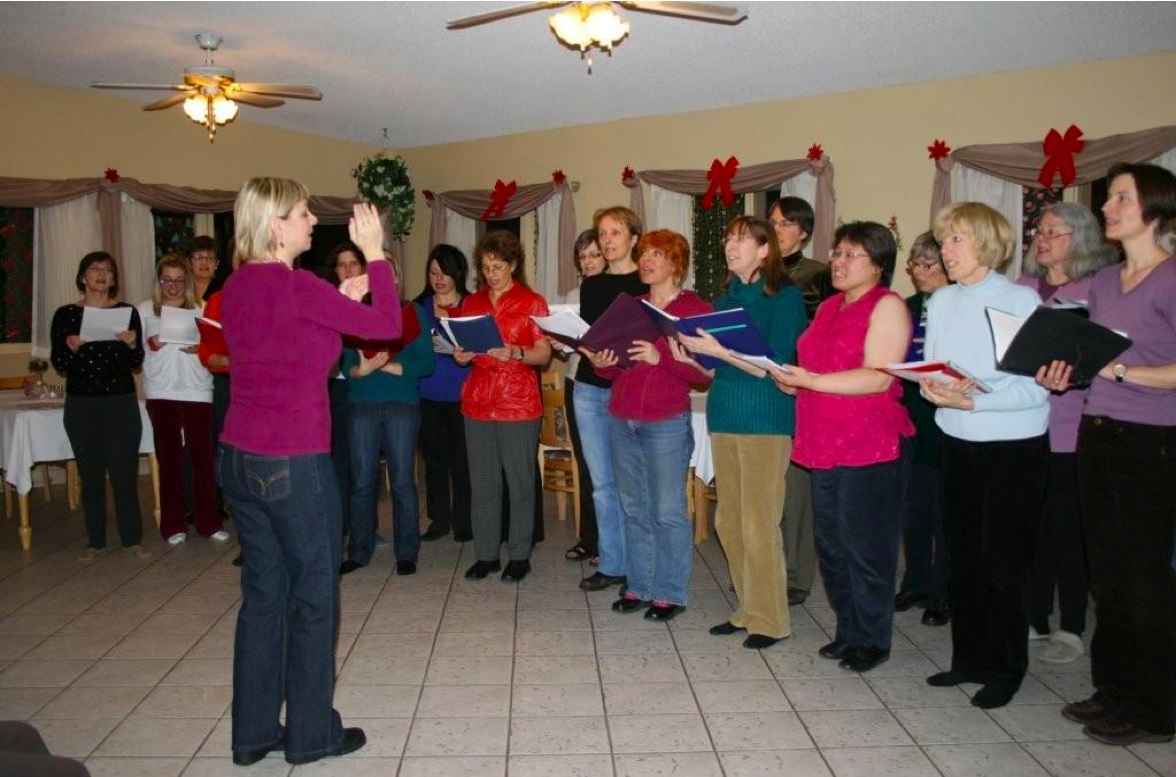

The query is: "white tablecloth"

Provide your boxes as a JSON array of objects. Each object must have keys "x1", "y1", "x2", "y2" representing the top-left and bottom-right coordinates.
[
  {"x1": 689, "y1": 391, "x2": 713, "y2": 485},
  {"x1": 0, "y1": 392, "x2": 154, "y2": 495}
]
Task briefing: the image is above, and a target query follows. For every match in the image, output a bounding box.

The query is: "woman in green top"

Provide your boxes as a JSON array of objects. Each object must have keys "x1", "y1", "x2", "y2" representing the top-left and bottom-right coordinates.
[{"x1": 676, "y1": 216, "x2": 807, "y2": 649}]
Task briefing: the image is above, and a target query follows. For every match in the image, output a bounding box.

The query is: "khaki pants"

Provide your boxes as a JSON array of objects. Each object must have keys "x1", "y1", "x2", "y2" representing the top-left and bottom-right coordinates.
[{"x1": 713, "y1": 433, "x2": 792, "y2": 639}]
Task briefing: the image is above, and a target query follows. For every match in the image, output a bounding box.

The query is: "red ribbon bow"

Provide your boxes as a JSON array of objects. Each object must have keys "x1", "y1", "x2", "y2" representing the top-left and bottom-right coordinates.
[
  {"x1": 622, "y1": 166, "x2": 636, "y2": 184},
  {"x1": 701, "y1": 156, "x2": 739, "y2": 210},
  {"x1": 104, "y1": 167, "x2": 120, "y2": 183},
  {"x1": 481, "y1": 179, "x2": 517, "y2": 221},
  {"x1": 552, "y1": 169, "x2": 566, "y2": 185},
  {"x1": 422, "y1": 190, "x2": 435, "y2": 202},
  {"x1": 1038, "y1": 125, "x2": 1084, "y2": 188},
  {"x1": 806, "y1": 144, "x2": 824, "y2": 162},
  {"x1": 927, "y1": 139, "x2": 951, "y2": 160}
]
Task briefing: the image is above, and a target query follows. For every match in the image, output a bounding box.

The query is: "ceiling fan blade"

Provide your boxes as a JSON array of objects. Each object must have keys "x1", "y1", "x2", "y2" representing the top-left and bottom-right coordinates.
[
  {"x1": 184, "y1": 73, "x2": 226, "y2": 89},
  {"x1": 91, "y1": 82, "x2": 190, "y2": 91},
  {"x1": 229, "y1": 92, "x2": 286, "y2": 109},
  {"x1": 231, "y1": 83, "x2": 322, "y2": 100},
  {"x1": 142, "y1": 93, "x2": 191, "y2": 111},
  {"x1": 447, "y1": 2, "x2": 563, "y2": 29},
  {"x1": 622, "y1": 1, "x2": 747, "y2": 24}
]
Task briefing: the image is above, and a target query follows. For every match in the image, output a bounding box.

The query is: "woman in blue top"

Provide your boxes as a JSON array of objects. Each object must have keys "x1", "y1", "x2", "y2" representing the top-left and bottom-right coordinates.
[
  {"x1": 415, "y1": 244, "x2": 473, "y2": 543},
  {"x1": 677, "y1": 216, "x2": 807, "y2": 649},
  {"x1": 340, "y1": 294, "x2": 435, "y2": 576}
]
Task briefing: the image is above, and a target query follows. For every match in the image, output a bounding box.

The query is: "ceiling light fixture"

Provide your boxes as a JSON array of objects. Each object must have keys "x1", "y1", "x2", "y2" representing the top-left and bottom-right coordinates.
[
  {"x1": 549, "y1": 2, "x2": 630, "y2": 74},
  {"x1": 182, "y1": 90, "x2": 239, "y2": 142}
]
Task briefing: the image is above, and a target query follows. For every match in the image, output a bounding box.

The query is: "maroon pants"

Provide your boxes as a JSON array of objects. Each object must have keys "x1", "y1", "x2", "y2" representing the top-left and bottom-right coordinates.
[{"x1": 146, "y1": 399, "x2": 220, "y2": 539}]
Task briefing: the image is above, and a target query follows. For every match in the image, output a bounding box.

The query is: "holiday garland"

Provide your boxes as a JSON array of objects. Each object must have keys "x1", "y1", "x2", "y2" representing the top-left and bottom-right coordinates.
[{"x1": 351, "y1": 154, "x2": 415, "y2": 240}]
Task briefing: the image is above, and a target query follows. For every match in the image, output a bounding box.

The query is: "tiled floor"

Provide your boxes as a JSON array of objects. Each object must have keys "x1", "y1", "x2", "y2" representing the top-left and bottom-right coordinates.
[{"x1": 0, "y1": 479, "x2": 1172, "y2": 776}]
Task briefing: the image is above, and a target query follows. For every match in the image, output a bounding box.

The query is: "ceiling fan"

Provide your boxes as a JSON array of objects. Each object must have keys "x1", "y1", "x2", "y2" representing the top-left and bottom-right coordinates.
[
  {"x1": 447, "y1": 2, "x2": 748, "y2": 73},
  {"x1": 91, "y1": 33, "x2": 323, "y2": 142}
]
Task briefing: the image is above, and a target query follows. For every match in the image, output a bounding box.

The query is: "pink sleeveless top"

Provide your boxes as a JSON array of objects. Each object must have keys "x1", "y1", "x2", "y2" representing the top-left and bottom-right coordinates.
[{"x1": 793, "y1": 285, "x2": 914, "y2": 469}]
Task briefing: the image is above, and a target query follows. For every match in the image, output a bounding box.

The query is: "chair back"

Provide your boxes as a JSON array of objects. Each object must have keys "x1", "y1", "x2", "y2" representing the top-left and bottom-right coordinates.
[{"x1": 539, "y1": 367, "x2": 571, "y2": 448}]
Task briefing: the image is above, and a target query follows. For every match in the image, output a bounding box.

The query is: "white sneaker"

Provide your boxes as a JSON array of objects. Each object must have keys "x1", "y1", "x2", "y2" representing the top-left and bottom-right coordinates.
[
  {"x1": 167, "y1": 532, "x2": 187, "y2": 545},
  {"x1": 1029, "y1": 625, "x2": 1050, "y2": 641},
  {"x1": 210, "y1": 530, "x2": 230, "y2": 542},
  {"x1": 1039, "y1": 630, "x2": 1085, "y2": 664}
]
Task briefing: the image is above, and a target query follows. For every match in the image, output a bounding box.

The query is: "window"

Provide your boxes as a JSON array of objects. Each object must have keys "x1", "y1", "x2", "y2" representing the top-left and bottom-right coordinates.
[
  {"x1": 152, "y1": 209, "x2": 195, "y2": 260},
  {"x1": 0, "y1": 207, "x2": 34, "y2": 343}
]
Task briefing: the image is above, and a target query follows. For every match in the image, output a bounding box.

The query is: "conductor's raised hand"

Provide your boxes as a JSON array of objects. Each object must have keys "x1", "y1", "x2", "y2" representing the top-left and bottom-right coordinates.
[{"x1": 349, "y1": 202, "x2": 385, "y2": 262}]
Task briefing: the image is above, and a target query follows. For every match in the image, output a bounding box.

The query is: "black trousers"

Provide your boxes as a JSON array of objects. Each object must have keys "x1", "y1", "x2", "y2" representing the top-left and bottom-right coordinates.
[
  {"x1": 63, "y1": 393, "x2": 143, "y2": 550},
  {"x1": 211, "y1": 372, "x2": 230, "y2": 513},
  {"x1": 1078, "y1": 415, "x2": 1176, "y2": 735},
  {"x1": 328, "y1": 378, "x2": 351, "y2": 534},
  {"x1": 564, "y1": 378, "x2": 597, "y2": 552},
  {"x1": 899, "y1": 462, "x2": 949, "y2": 599},
  {"x1": 942, "y1": 434, "x2": 1047, "y2": 689},
  {"x1": 1029, "y1": 451, "x2": 1088, "y2": 636},
  {"x1": 419, "y1": 398, "x2": 472, "y2": 536}
]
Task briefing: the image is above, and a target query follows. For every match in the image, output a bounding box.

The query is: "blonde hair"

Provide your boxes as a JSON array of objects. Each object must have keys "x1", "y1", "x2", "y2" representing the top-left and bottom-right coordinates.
[
  {"x1": 151, "y1": 254, "x2": 197, "y2": 316},
  {"x1": 933, "y1": 202, "x2": 1016, "y2": 270},
  {"x1": 233, "y1": 177, "x2": 310, "y2": 263}
]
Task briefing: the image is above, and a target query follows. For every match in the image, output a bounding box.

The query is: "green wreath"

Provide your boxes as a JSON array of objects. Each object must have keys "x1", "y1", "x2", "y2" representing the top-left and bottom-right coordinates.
[{"x1": 351, "y1": 154, "x2": 415, "y2": 240}]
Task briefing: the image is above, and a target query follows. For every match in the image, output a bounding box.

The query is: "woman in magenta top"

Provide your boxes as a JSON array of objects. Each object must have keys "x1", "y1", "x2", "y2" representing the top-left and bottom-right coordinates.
[
  {"x1": 1040, "y1": 163, "x2": 1176, "y2": 746},
  {"x1": 587, "y1": 229, "x2": 711, "y2": 621},
  {"x1": 219, "y1": 180, "x2": 402, "y2": 767},
  {"x1": 773, "y1": 221, "x2": 913, "y2": 673}
]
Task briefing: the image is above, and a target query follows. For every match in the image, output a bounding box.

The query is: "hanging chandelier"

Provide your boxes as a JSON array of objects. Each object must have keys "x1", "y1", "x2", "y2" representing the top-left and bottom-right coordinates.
[
  {"x1": 549, "y1": 2, "x2": 631, "y2": 74},
  {"x1": 182, "y1": 89, "x2": 239, "y2": 142}
]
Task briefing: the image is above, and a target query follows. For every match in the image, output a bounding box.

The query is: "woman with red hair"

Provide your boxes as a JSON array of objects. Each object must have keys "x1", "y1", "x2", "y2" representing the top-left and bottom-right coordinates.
[{"x1": 586, "y1": 229, "x2": 711, "y2": 620}]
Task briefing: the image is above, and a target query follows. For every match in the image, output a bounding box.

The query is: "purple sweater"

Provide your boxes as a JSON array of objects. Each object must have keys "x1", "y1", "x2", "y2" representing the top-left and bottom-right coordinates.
[
  {"x1": 221, "y1": 260, "x2": 402, "y2": 455},
  {"x1": 1084, "y1": 257, "x2": 1176, "y2": 426},
  {"x1": 1016, "y1": 274, "x2": 1093, "y2": 453}
]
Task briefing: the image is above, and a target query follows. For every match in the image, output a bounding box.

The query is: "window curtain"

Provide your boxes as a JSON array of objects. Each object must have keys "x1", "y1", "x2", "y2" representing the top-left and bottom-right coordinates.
[
  {"x1": 952, "y1": 166, "x2": 1024, "y2": 278},
  {"x1": 624, "y1": 157, "x2": 837, "y2": 268},
  {"x1": 441, "y1": 212, "x2": 478, "y2": 291},
  {"x1": 33, "y1": 194, "x2": 101, "y2": 357},
  {"x1": 649, "y1": 184, "x2": 695, "y2": 287},
  {"x1": 1154, "y1": 147, "x2": 1176, "y2": 254},
  {"x1": 425, "y1": 179, "x2": 577, "y2": 297},
  {"x1": 120, "y1": 194, "x2": 156, "y2": 307},
  {"x1": 779, "y1": 171, "x2": 818, "y2": 259},
  {"x1": 535, "y1": 191, "x2": 563, "y2": 301},
  {"x1": 193, "y1": 213, "x2": 215, "y2": 238}
]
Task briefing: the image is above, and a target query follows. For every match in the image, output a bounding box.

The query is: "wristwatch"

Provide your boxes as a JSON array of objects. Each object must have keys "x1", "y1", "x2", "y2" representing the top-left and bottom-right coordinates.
[
  {"x1": 1112, "y1": 363, "x2": 1128, "y2": 383},
  {"x1": 513, "y1": 346, "x2": 524, "y2": 361}
]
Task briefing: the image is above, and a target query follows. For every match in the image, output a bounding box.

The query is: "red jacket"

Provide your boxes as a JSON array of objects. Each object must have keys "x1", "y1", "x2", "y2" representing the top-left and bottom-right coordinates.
[{"x1": 457, "y1": 283, "x2": 549, "y2": 422}]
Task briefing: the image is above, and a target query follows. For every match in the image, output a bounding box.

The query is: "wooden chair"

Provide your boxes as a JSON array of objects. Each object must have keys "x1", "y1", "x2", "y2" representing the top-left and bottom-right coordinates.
[{"x1": 538, "y1": 367, "x2": 581, "y2": 535}]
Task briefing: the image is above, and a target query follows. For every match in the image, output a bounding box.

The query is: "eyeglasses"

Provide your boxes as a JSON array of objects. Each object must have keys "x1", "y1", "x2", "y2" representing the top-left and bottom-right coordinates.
[
  {"x1": 189, "y1": 253, "x2": 216, "y2": 263},
  {"x1": 828, "y1": 249, "x2": 871, "y2": 261},
  {"x1": 1031, "y1": 227, "x2": 1074, "y2": 240},
  {"x1": 907, "y1": 260, "x2": 942, "y2": 271},
  {"x1": 86, "y1": 266, "x2": 113, "y2": 275},
  {"x1": 481, "y1": 262, "x2": 511, "y2": 275},
  {"x1": 770, "y1": 218, "x2": 799, "y2": 229},
  {"x1": 158, "y1": 278, "x2": 186, "y2": 287}
]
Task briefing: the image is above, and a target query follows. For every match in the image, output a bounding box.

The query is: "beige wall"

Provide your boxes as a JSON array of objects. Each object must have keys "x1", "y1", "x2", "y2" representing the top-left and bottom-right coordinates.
[{"x1": 2, "y1": 52, "x2": 1175, "y2": 373}]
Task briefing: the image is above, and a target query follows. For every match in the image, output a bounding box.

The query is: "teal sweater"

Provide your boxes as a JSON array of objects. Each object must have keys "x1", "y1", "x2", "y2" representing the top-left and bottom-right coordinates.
[
  {"x1": 706, "y1": 277, "x2": 807, "y2": 435},
  {"x1": 342, "y1": 302, "x2": 436, "y2": 404}
]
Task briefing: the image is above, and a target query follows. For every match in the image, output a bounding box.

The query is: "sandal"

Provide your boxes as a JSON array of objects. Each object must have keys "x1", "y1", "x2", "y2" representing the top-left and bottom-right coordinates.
[{"x1": 564, "y1": 542, "x2": 593, "y2": 562}]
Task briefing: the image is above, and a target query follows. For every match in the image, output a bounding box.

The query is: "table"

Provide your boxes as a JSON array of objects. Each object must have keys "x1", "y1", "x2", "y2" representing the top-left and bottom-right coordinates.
[
  {"x1": 0, "y1": 392, "x2": 158, "y2": 550},
  {"x1": 689, "y1": 392, "x2": 713, "y2": 543}
]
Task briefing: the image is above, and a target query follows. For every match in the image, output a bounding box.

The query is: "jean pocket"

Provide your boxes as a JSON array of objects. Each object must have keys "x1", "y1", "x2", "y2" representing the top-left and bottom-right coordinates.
[{"x1": 243, "y1": 455, "x2": 292, "y2": 503}]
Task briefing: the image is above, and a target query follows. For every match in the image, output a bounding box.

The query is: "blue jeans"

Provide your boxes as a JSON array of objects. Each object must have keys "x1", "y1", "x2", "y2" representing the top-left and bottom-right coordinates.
[
  {"x1": 610, "y1": 412, "x2": 693, "y2": 606},
  {"x1": 218, "y1": 444, "x2": 344, "y2": 764},
  {"x1": 347, "y1": 401, "x2": 421, "y2": 565},
  {"x1": 574, "y1": 382, "x2": 625, "y2": 576},
  {"x1": 811, "y1": 440, "x2": 910, "y2": 651}
]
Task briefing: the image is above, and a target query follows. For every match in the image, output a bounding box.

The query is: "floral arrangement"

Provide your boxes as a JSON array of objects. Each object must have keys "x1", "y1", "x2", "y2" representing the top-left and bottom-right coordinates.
[
  {"x1": 350, "y1": 154, "x2": 415, "y2": 240},
  {"x1": 28, "y1": 357, "x2": 48, "y2": 375}
]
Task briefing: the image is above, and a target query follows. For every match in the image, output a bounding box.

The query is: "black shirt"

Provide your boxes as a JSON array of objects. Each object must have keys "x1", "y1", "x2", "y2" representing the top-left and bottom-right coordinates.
[
  {"x1": 50, "y1": 303, "x2": 144, "y2": 396},
  {"x1": 574, "y1": 271, "x2": 648, "y2": 387}
]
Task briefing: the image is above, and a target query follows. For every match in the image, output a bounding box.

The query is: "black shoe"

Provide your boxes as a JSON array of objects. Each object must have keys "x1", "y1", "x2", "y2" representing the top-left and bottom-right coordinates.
[
  {"x1": 1062, "y1": 696, "x2": 1119, "y2": 725},
  {"x1": 709, "y1": 621, "x2": 746, "y2": 636},
  {"x1": 787, "y1": 587, "x2": 809, "y2": 606},
  {"x1": 420, "y1": 528, "x2": 447, "y2": 542},
  {"x1": 894, "y1": 590, "x2": 930, "y2": 612},
  {"x1": 579, "y1": 572, "x2": 626, "y2": 591},
  {"x1": 743, "y1": 633, "x2": 785, "y2": 650},
  {"x1": 644, "y1": 603, "x2": 686, "y2": 621},
  {"x1": 233, "y1": 742, "x2": 283, "y2": 766},
  {"x1": 501, "y1": 560, "x2": 531, "y2": 583},
  {"x1": 465, "y1": 560, "x2": 501, "y2": 580},
  {"x1": 927, "y1": 670, "x2": 984, "y2": 687},
  {"x1": 612, "y1": 595, "x2": 646, "y2": 613},
  {"x1": 339, "y1": 559, "x2": 365, "y2": 576},
  {"x1": 1082, "y1": 714, "x2": 1174, "y2": 746},
  {"x1": 286, "y1": 727, "x2": 366, "y2": 765},
  {"x1": 839, "y1": 645, "x2": 890, "y2": 673},
  {"x1": 565, "y1": 542, "x2": 595, "y2": 561},
  {"x1": 921, "y1": 598, "x2": 951, "y2": 626},
  {"x1": 818, "y1": 640, "x2": 850, "y2": 660},
  {"x1": 396, "y1": 560, "x2": 417, "y2": 576},
  {"x1": 231, "y1": 553, "x2": 243, "y2": 567},
  {"x1": 971, "y1": 681, "x2": 1018, "y2": 710},
  {"x1": 453, "y1": 531, "x2": 473, "y2": 543}
]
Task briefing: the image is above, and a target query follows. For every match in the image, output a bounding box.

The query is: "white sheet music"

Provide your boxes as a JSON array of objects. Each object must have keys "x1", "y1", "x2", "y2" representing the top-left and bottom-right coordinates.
[
  {"x1": 160, "y1": 307, "x2": 200, "y2": 345},
  {"x1": 80, "y1": 306, "x2": 132, "y2": 342}
]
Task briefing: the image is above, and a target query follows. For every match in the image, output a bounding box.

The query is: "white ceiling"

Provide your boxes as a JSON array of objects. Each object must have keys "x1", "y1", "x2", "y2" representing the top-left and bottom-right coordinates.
[{"x1": 1, "y1": 2, "x2": 1173, "y2": 149}]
